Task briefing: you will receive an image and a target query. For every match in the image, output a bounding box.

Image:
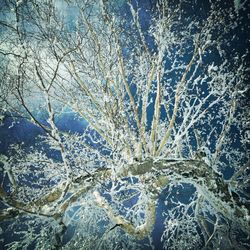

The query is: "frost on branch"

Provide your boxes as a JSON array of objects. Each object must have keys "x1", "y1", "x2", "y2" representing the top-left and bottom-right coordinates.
[{"x1": 0, "y1": 0, "x2": 249, "y2": 249}]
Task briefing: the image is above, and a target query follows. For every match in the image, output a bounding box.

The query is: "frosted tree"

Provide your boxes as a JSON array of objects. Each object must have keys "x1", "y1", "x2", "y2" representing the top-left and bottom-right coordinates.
[{"x1": 0, "y1": 0, "x2": 249, "y2": 249}]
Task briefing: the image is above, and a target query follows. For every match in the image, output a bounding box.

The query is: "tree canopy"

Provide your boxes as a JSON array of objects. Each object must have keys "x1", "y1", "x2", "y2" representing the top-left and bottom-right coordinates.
[{"x1": 0, "y1": 0, "x2": 249, "y2": 249}]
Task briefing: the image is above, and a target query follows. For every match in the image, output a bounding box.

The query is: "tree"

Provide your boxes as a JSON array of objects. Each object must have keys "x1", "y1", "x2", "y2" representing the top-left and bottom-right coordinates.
[{"x1": 0, "y1": 0, "x2": 249, "y2": 249}]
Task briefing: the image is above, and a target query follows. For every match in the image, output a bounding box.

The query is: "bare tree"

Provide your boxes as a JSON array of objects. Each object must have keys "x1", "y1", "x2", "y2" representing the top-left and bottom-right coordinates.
[{"x1": 0, "y1": 0, "x2": 249, "y2": 249}]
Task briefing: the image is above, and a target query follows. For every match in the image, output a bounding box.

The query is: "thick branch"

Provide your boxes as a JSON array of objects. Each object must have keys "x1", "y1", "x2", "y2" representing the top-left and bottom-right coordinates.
[
  {"x1": 156, "y1": 42, "x2": 199, "y2": 156},
  {"x1": 93, "y1": 190, "x2": 156, "y2": 240}
]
